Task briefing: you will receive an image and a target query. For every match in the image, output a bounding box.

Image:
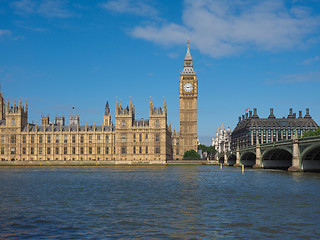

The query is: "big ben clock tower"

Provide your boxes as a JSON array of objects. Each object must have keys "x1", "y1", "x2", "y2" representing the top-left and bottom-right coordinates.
[{"x1": 179, "y1": 42, "x2": 198, "y2": 154}]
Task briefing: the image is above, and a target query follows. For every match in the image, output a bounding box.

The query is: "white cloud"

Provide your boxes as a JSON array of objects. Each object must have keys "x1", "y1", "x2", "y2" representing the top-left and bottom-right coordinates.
[
  {"x1": 101, "y1": 0, "x2": 158, "y2": 17},
  {"x1": 0, "y1": 30, "x2": 11, "y2": 37},
  {"x1": 130, "y1": 0, "x2": 320, "y2": 58},
  {"x1": 12, "y1": 0, "x2": 72, "y2": 18}
]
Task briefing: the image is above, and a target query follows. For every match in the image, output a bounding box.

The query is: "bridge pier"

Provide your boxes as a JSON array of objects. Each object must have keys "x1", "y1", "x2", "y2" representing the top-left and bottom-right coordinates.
[
  {"x1": 288, "y1": 138, "x2": 302, "y2": 172},
  {"x1": 223, "y1": 152, "x2": 228, "y2": 166},
  {"x1": 253, "y1": 142, "x2": 262, "y2": 169},
  {"x1": 234, "y1": 148, "x2": 241, "y2": 167}
]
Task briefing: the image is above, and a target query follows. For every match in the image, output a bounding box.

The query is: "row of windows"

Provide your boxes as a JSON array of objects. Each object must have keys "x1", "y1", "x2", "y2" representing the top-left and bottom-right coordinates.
[
  {"x1": 1, "y1": 147, "x2": 114, "y2": 155},
  {"x1": 1, "y1": 134, "x2": 164, "y2": 144},
  {"x1": 1, "y1": 135, "x2": 113, "y2": 144},
  {"x1": 1, "y1": 146, "x2": 162, "y2": 155}
]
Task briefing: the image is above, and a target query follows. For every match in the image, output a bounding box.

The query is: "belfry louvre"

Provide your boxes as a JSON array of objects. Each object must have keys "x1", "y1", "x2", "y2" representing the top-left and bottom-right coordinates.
[{"x1": 0, "y1": 43, "x2": 198, "y2": 164}]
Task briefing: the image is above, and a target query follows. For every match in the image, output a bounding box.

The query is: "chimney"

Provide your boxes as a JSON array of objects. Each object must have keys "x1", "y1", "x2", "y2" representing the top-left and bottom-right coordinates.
[
  {"x1": 252, "y1": 108, "x2": 259, "y2": 118},
  {"x1": 288, "y1": 108, "x2": 294, "y2": 118},
  {"x1": 293, "y1": 113, "x2": 296, "y2": 118},
  {"x1": 268, "y1": 108, "x2": 275, "y2": 119},
  {"x1": 249, "y1": 111, "x2": 252, "y2": 117},
  {"x1": 242, "y1": 115, "x2": 245, "y2": 120},
  {"x1": 299, "y1": 111, "x2": 302, "y2": 118},
  {"x1": 304, "y1": 108, "x2": 311, "y2": 118},
  {"x1": 245, "y1": 113, "x2": 248, "y2": 119},
  {"x1": 238, "y1": 117, "x2": 241, "y2": 122}
]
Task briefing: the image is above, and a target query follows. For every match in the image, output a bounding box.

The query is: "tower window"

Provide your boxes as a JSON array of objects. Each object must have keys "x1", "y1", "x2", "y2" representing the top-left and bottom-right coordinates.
[{"x1": 121, "y1": 134, "x2": 127, "y2": 143}]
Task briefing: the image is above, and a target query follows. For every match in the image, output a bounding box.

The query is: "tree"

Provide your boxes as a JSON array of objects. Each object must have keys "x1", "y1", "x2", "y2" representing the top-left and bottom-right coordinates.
[
  {"x1": 183, "y1": 150, "x2": 201, "y2": 160},
  {"x1": 198, "y1": 144, "x2": 217, "y2": 159},
  {"x1": 303, "y1": 128, "x2": 320, "y2": 138}
]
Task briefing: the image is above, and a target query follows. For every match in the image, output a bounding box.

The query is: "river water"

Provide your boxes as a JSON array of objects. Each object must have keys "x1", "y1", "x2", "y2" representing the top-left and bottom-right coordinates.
[{"x1": 1, "y1": 166, "x2": 320, "y2": 239}]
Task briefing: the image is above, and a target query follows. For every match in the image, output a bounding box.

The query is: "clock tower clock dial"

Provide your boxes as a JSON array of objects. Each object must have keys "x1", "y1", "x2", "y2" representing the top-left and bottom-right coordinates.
[{"x1": 177, "y1": 41, "x2": 198, "y2": 158}]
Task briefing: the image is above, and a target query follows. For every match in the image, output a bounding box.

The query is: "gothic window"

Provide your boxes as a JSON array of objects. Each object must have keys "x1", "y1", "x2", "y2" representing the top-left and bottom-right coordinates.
[
  {"x1": 146, "y1": 146, "x2": 148, "y2": 154},
  {"x1": 156, "y1": 120, "x2": 160, "y2": 127},
  {"x1": 64, "y1": 147, "x2": 67, "y2": 154},
  {"x1": 139, "y1": 134, "x2": 142, "y2": 142},
  {"x1": 11, "y1": 135, "x2": 16, "y2": 144},
  {"x1": 72, "y1": 135, "x2": 76, "y2": 143},
  {"x1": 89, "y1": 135, "x2": 92, "y2": 143},
  {"x1": 72, "y1": 147, "x2": 76, "y2": 155},
  {"x1": 80, "y1": 136, "x2": 84, "y2": 143},
  {"x1": 23, "y1": 136, "x2": 26, "y2": 143},
  {"x1": 11, "y1": 148, "x2": 16, "y2": 154},
  {"x1": 1, "y1": 148, "x2": 4, "y2": 155},
  {"x1": 80, "y1": 147, "x2": 84, "y2": 154},
  {"x1": 97, "y1": 135, "x2": 101, "y2": 143},
  {"x1": 155, "y1": 146, "x2": 160, "y2": 154},
  {"x1": 139, "y1": 146, "x2": 142, "y2": 154},
  {"x1": 55, "y1": 136, "x2": 59, "y2": 143},
  {"x1": 31, "y1": 136, "x2": 34, "y2": 144},
  {"x1": 39, "y1": 136, "x2": 43, "y2": 144},
  {"x1": 31, "y1": 147, "x2": 34, "y2": 155},
  {"x1": 97, "y1": 147, "x2": 100, "y2": 155},
  {"x1": 64, "y1": 136, "x2": 67, "y2": 143},
  {"x1": 105, "y1": 135, "x2": 109, "y2": 143},
  {"x1": 47, "y1": 147, "x2": 51, "y2": 154},
  {"x1": 146, "y1": 134, "x2": 148, "y2": 142},
  {"x1": 155, "y1": 134, "x2": 160, "y2": 142},
  {"x1": 133, "y1": 133, "x2": 136, "y2": 142},
  {"x1": 176, "y1": 148, "x2": 179, "y2": 155},
  {"x1": 89, "y1": 147, "x2": 92, "y2": 154},
  {"x1": 47, "y1": 136, "x2": 51, "y2": 143},
  {"x1": 22, "y1": 147, "x2": 26, "y2": 155},
  {"x1": 39, "y1": 147, "x2": 43, "y2": 155},
  {"x1": 121, "y1": 146, "x2": 127, "y2": 154},
  {"x1": 122, "y1": 120, "x2": 126, "y2": 127},
  {"x1": 55, "y1": 147, "x2": 59, "y2": 154},
  {"x1": 133, "y1": 146, "x2": 136, "y2": 154},
  {"x1": 11, "y1": 118, "x2": 15, "y2": 126}
]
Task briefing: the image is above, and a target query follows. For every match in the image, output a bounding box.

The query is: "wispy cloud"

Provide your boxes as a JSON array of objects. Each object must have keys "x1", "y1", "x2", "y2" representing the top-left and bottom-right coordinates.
[
  {"x1": 128, "y1": 0, "x2": 320, "y2": 58},
  {"x1": 12, "y1": 0, "x2": 72, "y2": 18},
  {"x1": 101, "y1": 0, "x2": 158, "y2": 17},
  {"x1": 266, "y1": 72, "x2": 320, "y2": 84},
  {"x1": 302, "y1": 56, "x2": 320, "y2": 65},
  {"x1": 0, "y1": 30, "x2": 11, "y2": 37}
]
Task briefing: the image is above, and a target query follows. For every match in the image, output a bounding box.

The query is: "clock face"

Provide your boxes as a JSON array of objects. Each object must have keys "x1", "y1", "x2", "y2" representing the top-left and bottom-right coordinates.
[{"x1": 184, "y1": 83, "x2": 193, "y2": 92}]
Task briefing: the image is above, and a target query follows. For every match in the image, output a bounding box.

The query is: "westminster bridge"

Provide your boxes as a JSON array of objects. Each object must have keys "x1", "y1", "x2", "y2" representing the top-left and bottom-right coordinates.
[{"x1": 215, "y1": 136, "x2": 320, "y2": 171}]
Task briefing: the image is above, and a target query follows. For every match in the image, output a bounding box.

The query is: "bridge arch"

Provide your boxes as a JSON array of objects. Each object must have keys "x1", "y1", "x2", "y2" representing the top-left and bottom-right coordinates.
[
  {"x1": 301, "y1": 143, "x2": 320, "y2": 171},
  {"x1": 218, "y1": 156, "x2": 224, "y2": 164},
  {"x1": 261, "y1": 147, "x2": 292, "y2": 169},
  {"x1": 240, "y1": 151, "x2": 256, "y2": 167},
  {"x1": 227, "y1": 154, "x2": 236, "y2": 166}
]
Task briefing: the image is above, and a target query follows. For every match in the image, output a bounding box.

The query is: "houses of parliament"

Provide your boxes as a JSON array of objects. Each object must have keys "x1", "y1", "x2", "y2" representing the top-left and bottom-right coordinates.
[{"x1": 0, "y1": 43, "x2": 198, "y2": 164}]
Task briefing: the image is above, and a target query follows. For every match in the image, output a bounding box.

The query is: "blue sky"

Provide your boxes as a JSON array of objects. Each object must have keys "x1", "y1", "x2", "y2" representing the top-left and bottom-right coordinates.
[{"x1": 1, "y1": 0, "x2": 320, "y2": 145}]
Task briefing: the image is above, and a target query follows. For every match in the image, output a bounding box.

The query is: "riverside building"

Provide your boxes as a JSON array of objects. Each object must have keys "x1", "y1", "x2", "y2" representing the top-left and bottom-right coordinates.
[
  {"x1": 0, "y1": 43, "x2": 198, "y2": 163},
  {"x1": 231, "y1": 108, "x2": 319, "y2": 150}
]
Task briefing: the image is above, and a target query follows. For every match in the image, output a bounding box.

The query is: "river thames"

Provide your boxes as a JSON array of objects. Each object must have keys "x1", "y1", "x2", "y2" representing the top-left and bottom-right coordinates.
[{"x1": 1, "y1": 166, "x2": 320, "y2": 239}]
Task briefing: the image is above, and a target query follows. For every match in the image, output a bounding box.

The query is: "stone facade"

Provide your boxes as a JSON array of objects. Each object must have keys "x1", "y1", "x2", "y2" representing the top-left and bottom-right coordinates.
[
  {"x1": 212, "y1": 124, "x2": 232, "y2": 153},
  {"x1": 231, "y1": 108, "x2": 318, "y2": 150},
  {"x1": 0, "y1": 43, "x2": 198, "y2": 163}
]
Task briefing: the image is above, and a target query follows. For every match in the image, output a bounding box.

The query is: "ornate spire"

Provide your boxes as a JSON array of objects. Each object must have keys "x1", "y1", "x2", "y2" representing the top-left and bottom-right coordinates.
[
  {"x1": 105, "y1": 101, "x2": 110, "y2": 115},
  {"x1": 182, "y1": 41, "x2": 195, "y2": 75},
  {"x1": 185, "y1": 40, "x2": 192, "y2": 60}
]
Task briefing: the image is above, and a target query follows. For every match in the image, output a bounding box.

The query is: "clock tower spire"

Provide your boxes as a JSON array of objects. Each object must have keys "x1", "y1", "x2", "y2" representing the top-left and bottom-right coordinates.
[{"x1": 178, "y1": 42, "x2": 198, "y2": 157}]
